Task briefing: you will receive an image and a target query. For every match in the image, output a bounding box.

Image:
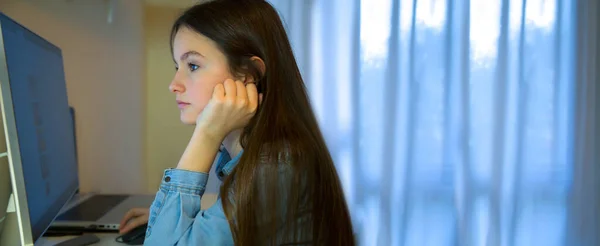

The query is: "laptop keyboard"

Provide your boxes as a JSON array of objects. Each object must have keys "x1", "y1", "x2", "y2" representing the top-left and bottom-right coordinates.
[{"x1": 57, "y1": 195, "x2": 128, "y2": 221}]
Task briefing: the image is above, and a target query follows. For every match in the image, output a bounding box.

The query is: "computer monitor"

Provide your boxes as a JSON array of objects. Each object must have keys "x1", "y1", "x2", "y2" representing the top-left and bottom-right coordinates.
[{"x1": 0, "y1": 12, "x2": 79, "y2": 245}]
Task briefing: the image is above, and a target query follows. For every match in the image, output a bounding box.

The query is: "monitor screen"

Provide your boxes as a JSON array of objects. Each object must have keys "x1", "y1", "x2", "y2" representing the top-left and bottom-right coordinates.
[{"x1": 0, "y1": 12, "x2": 79, "y2": 241}]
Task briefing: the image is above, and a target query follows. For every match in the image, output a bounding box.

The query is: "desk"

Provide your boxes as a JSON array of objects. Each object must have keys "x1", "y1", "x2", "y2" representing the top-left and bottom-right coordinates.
[{"x1": 37, "y1": 233, "x2": 123, "y2": 246}]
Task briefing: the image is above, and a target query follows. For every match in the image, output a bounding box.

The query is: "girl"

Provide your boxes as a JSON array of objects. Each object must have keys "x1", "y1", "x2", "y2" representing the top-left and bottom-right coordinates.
[{"x1": 122, "y1": 0, "x2": 354, "y2": 245}]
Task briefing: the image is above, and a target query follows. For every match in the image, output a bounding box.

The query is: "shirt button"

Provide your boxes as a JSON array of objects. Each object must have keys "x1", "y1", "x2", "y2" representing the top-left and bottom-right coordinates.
[{"x1": 164, "y1": 176, "x2": 171, "y2": 182}]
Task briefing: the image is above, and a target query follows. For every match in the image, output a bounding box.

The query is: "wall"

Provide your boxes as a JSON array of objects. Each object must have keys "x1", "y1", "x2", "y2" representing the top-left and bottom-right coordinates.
[{"x1": 0, "y1": 0, "x2": 146, "y2": 194}]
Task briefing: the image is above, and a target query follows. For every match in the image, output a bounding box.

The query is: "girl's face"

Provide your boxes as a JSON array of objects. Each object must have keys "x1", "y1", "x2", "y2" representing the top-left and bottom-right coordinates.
[{"x1": 169, "y1": 27, "x2": 235, "y2": 124}]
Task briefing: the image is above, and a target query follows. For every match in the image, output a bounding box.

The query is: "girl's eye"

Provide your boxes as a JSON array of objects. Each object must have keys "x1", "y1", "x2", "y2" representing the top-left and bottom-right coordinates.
[{"x1": 188, "y1": 63, "x2": 200, "y2": 71}]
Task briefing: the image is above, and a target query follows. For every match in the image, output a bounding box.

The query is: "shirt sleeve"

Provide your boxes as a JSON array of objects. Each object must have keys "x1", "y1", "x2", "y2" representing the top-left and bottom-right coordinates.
[{"x1": 143, "y1": 169, "x2": 234, "y2": 246}]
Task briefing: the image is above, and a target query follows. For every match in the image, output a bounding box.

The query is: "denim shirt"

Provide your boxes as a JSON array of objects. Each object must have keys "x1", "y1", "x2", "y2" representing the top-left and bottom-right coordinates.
[{"x1": 144, "y1": 146, "x2": 241, "y2": 245}]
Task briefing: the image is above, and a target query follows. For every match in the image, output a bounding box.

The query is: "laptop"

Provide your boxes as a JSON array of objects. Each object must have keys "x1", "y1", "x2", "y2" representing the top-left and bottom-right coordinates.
[
  {"x1": 47, "y1": 107, "x2": 155, "y2": 231},
  {"x1": 52, "y1": 192, "x2": 218, "y2": 231},
  {"x1": 51, "y1": 193, "x2": 155, "y2": 231}
]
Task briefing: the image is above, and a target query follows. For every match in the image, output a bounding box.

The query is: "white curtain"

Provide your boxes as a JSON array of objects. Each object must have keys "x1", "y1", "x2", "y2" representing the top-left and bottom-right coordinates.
[{"x1": 269, "y1": 0, "x2": 598, "y2": 245}]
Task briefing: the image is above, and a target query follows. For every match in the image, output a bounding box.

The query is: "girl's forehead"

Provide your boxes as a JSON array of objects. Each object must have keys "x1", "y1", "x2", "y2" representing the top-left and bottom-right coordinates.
[{"x1": 173, "y1": 28, "x2": 223, "y2": 59}]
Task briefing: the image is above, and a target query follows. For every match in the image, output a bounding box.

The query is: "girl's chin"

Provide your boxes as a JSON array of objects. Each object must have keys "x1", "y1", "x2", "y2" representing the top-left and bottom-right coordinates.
[{"x1": 180, "y1": 114, "x2": 197, "y2": 125}]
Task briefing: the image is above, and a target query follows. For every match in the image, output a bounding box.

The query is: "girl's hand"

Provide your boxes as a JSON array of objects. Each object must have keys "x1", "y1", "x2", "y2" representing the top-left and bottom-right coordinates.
[
  {"x1": 119, "y1": 208, "x2": 149, "y2": 235},
  {"x1": 195, "y1": 79, "x2": 261, "y2": 140}
]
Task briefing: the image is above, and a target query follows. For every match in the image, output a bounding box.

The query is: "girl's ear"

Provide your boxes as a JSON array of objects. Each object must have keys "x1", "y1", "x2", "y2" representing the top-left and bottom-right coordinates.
[{"x1": 243, "y1": 56, "x2": 266, "y2": 84}]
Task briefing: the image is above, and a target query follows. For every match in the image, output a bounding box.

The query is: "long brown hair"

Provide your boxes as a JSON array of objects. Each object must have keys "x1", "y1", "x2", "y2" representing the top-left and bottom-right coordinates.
[{"x1": 171, "y1": 1, "x2": 355, "y2": 245}]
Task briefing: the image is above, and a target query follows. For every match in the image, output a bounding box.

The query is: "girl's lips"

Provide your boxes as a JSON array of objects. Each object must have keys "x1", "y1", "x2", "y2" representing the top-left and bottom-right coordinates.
[{"x1": 177, "y1": 101, "x2": 190, "y2": 109}]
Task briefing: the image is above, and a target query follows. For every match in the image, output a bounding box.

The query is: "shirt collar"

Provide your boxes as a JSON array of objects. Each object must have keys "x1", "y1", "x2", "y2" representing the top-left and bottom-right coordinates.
[{"x1": 215, "y1": 145, "x2": 243, "y2": 181}]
